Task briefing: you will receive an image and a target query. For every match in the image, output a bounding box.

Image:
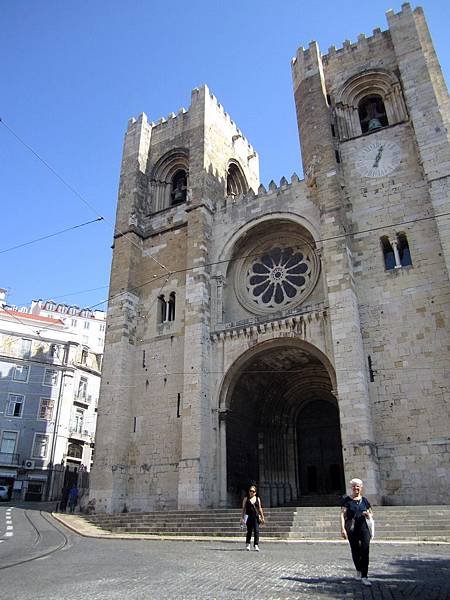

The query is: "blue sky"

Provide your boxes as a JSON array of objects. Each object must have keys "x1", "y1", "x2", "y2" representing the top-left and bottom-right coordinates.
[{"x1": 2, "y1": 1, "x2": 449, "y2": 311}]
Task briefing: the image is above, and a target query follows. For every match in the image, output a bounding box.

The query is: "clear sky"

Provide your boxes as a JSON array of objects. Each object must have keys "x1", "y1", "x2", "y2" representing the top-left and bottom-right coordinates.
[{"x1": 1, "y1": 1, "x2": 449, "y2": 311}]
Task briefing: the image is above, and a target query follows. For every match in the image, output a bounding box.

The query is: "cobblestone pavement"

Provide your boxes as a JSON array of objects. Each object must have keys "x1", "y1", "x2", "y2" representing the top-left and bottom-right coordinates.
[{"x1": 2, "y1": 529, "x2": 450, "y2": 600}]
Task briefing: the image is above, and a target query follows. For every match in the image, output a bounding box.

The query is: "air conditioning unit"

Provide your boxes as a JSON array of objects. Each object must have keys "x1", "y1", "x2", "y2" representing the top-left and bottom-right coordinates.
[{"x1": 24, "y1": 459, "x2": 35, "y2": 469}]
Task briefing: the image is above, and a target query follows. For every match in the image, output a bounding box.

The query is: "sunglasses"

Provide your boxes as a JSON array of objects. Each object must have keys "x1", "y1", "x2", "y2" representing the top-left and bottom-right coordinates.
[{"x1": 249, "y1": 489, "x2": 256, "y2": 493}]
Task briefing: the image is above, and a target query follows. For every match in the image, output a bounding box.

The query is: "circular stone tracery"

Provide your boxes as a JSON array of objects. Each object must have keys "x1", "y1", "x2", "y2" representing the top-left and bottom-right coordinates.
[{"x1": 234, "y1": 234, "x2": 319, "y2": 314}]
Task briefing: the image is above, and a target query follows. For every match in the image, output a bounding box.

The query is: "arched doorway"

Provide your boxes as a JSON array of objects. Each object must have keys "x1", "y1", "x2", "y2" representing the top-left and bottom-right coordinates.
[{"x1": 224, "y1": 342, "x2": 345, "y2": 507}]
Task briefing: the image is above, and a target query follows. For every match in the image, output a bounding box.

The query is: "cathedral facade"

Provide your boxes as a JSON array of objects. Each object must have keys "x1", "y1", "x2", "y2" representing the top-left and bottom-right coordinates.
[{"x1": 90, "y1": 3, "x2": 450, "y2": 513}]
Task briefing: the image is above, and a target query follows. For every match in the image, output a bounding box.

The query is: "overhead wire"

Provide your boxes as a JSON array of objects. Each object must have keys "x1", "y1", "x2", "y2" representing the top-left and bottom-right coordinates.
[
  {"x1": 0, "y1": 117, "x2": 170, "y2": 275},
  {"x1": 0, "y1": 217, "x2": 104, "y2": 255}
]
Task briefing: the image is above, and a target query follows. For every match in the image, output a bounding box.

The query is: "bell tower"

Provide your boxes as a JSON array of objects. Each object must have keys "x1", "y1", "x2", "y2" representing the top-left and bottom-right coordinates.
[
  {"x1": 90, "y1": 86, "x2": 259, "y2": 512},
  {"x1": 291, "y1": 3, "x2": 450, "y2": 504}
]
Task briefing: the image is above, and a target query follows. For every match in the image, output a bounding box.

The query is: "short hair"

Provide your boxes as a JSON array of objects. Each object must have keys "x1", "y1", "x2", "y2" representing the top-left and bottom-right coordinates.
[{"x1": 349, "y1": 478, "x2": 363, "y2": 486}]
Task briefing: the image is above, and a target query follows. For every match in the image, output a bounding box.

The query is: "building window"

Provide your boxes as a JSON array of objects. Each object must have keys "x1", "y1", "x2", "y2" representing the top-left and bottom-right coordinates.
[
  {"x1": 381, "y1": 236, "x2": 396, "y2": 270},
  {"x1": 20, "y1": 338, "x2": 32, "y2": 358},
  {"x1": 358, "y1": 95, "x2": 389, "y2": 134},
  {"x1": 67, "y1": 442, "x2": 83, "y2": 459},
  {"x1": 32, "y1": 433, "x2": 49, "y2": 459},
  {"x1": 0, "y1": 430, "x2": 18, "y2": 458},
  {"x1": 83, "y1": 321, "x2": 90, "y2": 330},
  {"x1": 397, "y1": 232, "x2": 412, "y2": 267},
  {"x1": 158, "y1": 293, "x2": 176, "y2": 324},
  {"x1": 71, "y1": 318, "x2": 78, "y2": 327},
  {"x1": 77, "y1": 377, "x2": 88, "y2": 401},
  {"x1": 381, "y1": 233, "x2": 412, "y2": 270},
  {"x1": 81, "y1": 349, "x2": 88, "y2": 365},
  {"x1": 99, "y1": 323, "x2": 106, "y2": 332},
  {"x1": 226, "y1": 161, "x2": 248, "y2": 197},
  {"x1": 72, "y1": 408, "x2": 85, "y2": 433},
  {"x1": 168, "y1": 292, "x2": 176, "y2": 321},
  {"x1": 6, "y1": 394, "x2": 24, "y2": 418},
  {"x1": 43, "y1": 368, "x2": 58, "y2": 387},
  {"x1": 170, "y1": 169, "x2": 188, "y2": 205},
  {"x1": 13, "y1": 364, "x2": 30, "y2": 382},
  {"x1": 38, "y1": 398, "x2": 54, "y2": 420}
]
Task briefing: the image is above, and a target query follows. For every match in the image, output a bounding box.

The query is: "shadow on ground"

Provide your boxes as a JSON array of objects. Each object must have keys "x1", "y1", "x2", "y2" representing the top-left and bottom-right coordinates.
[{"x1": 281, "y1": 556, "x2": 450, "y2": 599}]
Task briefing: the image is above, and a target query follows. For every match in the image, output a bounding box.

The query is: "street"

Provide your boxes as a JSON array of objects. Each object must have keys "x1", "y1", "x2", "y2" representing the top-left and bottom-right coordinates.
[{"x1": 1, "y1": 506, "x2": 450, "y2": 599}]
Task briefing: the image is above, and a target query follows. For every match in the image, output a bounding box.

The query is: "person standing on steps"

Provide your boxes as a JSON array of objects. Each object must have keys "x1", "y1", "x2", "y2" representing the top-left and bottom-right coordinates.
[
  {"x1": 241, "y1": 484, "x2": 265, "y2": 551},
  {"x1": 340, "y1": 477, "x2": 374, "y2": 587}
]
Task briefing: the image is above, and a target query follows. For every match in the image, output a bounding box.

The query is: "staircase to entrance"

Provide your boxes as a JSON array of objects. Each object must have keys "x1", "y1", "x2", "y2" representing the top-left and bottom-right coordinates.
[{"x1": 84, "y1": 506, "x2": 450, "y2": 542}]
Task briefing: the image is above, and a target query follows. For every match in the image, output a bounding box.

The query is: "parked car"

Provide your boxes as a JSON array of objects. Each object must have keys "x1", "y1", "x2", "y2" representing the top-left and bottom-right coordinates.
[{"x1": 0, "y1": 485, "x2": 9, "y2": 501}]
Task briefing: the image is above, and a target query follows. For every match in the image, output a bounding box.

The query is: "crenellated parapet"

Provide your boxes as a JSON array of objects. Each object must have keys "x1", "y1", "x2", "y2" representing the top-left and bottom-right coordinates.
[{"x1": 218, "y1": 172, "x2": 303, "y2": 213}]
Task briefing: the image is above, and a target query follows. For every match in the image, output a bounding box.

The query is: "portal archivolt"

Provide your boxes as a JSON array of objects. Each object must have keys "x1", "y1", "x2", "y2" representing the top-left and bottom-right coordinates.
[{"x1": 223, "y1": 341, "x2": 345, "y2": 507}]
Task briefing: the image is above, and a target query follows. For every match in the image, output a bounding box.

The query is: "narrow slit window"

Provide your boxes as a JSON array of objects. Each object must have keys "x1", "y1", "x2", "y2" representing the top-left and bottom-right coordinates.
[
  {"x1": 397, "y1": 232, "x2": 412, "y2": 267},
  {"x1": 168, "y1": 292, "x2": 176, "y2": 322},
  {"x1": 381, "y1": 236, "x2": 395, "y2": 270},
  {"x1": 158, "y1": 295, "x2": 166, "y2": 323}
]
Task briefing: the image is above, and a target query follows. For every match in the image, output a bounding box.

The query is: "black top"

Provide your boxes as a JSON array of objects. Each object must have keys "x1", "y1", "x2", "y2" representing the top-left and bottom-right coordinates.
[
  {"x1": 245, "y1": 496, "x2": 262, "y2": 519},
  {"x1": 341, "y1": 495, "x2": 371, "y2": 524}
]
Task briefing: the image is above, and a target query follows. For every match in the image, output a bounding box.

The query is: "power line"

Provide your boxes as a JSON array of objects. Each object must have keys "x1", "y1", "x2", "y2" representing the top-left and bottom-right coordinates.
[
  {"x1": 0, "y1": 117, "x2": 170, "y2": 275},
  {"x1": 86, "y1": 208, "x2": 450, "y2": 312},
  {"x1": 0, "y1": 217, "x2": 103, "y2": 255}
]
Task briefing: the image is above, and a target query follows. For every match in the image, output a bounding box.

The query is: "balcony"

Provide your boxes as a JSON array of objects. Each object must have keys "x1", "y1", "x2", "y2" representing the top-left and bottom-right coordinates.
[
  {"x1": 74, "y1": 393, "x2": 92, "y2": 406},
  {"x1": 68, "y1": 427, "x2": 92, "y2": 442},
  {"x1": 0, "y1": 452, "x2": 20, "y2": 466}
]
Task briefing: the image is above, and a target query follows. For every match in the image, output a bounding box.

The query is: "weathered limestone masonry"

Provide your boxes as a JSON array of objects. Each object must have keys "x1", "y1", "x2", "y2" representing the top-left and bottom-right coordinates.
[{"x1": 90, "y1": 4, "x2": 450, "y2": 513}]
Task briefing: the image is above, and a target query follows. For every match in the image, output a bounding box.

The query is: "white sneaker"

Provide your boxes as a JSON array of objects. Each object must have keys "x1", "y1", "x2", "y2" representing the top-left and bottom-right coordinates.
[
  {"x1": 246, "y1": 544, "x2": 251, "y2": 551},
  {"x1": 254, "y1": 545, "x2": 260, "y2": 552},
  {"x1": 355, "y1": 570, "x2": 362, "y2": 579},
  {"x1": 361, "y1": 578, "x2": 372, "y2": 587}
]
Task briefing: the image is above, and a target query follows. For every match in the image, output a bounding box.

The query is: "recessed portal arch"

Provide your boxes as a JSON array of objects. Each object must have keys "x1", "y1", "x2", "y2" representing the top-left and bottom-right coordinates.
[{"x1": 221, "y1": 339, "x2": 344, "y2": 507}]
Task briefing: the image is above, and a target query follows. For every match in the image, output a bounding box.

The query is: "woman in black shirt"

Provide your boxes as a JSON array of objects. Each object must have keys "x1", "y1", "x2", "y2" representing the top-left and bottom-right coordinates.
[
  {"x1": 340, "y1": 477, "x2": 374, "y2": 587},
  {"x1": 241, "y1": 485, "x2": 265, "y2": 551}
]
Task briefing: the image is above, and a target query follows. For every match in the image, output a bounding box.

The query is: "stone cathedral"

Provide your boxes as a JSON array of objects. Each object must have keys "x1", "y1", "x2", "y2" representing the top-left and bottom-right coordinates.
[{"x1": 90, "y1": 4, "x2": 450, "y2": 513}]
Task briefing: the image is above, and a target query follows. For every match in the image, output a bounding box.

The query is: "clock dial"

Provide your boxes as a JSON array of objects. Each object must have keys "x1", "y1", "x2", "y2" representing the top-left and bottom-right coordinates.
[{"x1": 355, "y1": 140, "x2": 401, "y2": 178}]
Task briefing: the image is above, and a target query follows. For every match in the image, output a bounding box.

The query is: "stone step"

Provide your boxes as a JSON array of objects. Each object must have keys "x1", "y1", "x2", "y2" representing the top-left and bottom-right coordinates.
[{"x1": 84, "y1": 506, "x2": 450, "y2": 542}]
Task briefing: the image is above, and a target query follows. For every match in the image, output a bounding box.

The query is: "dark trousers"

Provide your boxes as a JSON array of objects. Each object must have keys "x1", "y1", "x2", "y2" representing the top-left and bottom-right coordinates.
[
  {"x1": 246, "y1": 516, "x2": 259, "y2": 545},
  {"x1": 348, "y1": 522, "x2": 371, "y2": 577}
]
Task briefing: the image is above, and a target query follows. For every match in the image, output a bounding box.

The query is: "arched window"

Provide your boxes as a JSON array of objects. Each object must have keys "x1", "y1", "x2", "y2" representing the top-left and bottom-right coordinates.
[
  {"x1": 381, "y1": 236, "x2": 395, "y2": 270},
  {"x1": 397, "y1": 232, "x2": 412, "y2": 267},
  {"x1": 168, "y1": 292, "x2": 176, "y2": 321},
  {"x1": 158, "y1": 295, "x2": 166, "y2": 324},
  {"x1": 335, "y1": 70, "x2": 408, "y2": 140},
  {"x1": 149, "y1": 149, "x2": 189, "y2": 212},
  {"x1": 170, "y1": 170, "x2": 187, "y2": 205},
  {"x1": 157, "y1": 293, "x2": 176, "y2": 324},
  {"x1": 358, "y1": 95, "x2": 388, "y2": 133},
  {"x1": 226, "y1": 161, "x2": 248, "y2": 197},
  {"x1": 381, "y1": 233, "x2": 412, "y2": 270},
  {"x1": 67, "y1": 443, "x2": 83, "y2": 459}
]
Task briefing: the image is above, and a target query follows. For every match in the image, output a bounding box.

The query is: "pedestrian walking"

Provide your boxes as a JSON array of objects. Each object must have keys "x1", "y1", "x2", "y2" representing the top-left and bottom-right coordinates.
[
  {"x1": 68, "y1": 485, "x2": 79, "y2": 513},
  {"x1": 241, "y1": 484, "x2": 265, "y2": 551},
  {"x1": 59, "y1": 487, "x2": 69, "y2": 512},
  {"x1": 340, "y1": 477, "x2": 374, "y2": 587}
]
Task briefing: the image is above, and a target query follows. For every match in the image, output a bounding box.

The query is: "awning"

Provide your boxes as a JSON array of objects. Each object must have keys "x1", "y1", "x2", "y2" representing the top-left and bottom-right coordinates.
[{"x1": 0, "y1": 470, "x2": 17, "y2": 478}]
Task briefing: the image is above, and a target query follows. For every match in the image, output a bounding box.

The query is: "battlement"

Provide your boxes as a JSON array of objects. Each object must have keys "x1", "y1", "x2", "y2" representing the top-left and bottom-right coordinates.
[
  {"x1": 219, "y1": 172, "x2": 303, "y2": 212},
  {"x1": 125, "y1": 85, "x2": 256, "y2": 157},
  {"x1": 292, "y1": 3, "x2": 419, "y2": 81},
  {"x1": 194, "y1": 85, "x2": 257, "y2": 156}
]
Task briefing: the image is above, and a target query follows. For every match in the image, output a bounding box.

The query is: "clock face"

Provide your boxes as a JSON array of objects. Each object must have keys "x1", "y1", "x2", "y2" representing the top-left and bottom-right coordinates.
[{"x1": 355, "y1": 140, "x2": 401, "y2": 178}]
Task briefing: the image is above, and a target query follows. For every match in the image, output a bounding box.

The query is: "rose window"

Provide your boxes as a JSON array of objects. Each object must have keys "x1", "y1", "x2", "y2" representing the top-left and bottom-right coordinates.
[{"x1": 246, "y1": 246, "x2": 313, "y2": 309}]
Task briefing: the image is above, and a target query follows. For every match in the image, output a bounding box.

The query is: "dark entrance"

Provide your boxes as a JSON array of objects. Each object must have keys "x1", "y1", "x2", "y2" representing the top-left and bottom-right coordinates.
[
  {"x1": 297, "y1": 400, "x2": 345, "y2": 496},
  {"x1": 225, "y1": 343, "x2": 345, "y2": 507}
]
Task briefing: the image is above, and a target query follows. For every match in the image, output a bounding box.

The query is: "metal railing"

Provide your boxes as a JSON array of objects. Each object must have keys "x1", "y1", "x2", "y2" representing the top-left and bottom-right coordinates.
[{"x1": 0, "y1": 452, "x2": 20, "y2": 466}]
